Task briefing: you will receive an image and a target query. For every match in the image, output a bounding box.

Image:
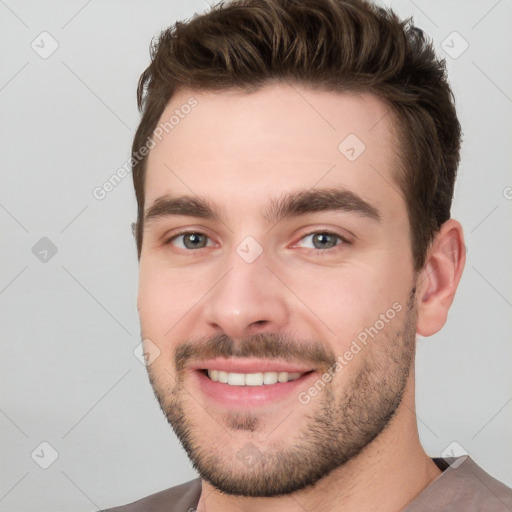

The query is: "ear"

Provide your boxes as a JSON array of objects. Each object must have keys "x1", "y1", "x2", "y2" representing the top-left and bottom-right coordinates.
[{"x1": 416, "y1": 219, "x2": 466, "y2": 337}]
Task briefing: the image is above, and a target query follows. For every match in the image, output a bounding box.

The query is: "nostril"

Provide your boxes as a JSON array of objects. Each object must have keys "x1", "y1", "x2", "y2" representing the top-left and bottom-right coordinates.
[{"x1": 247, "y1": 320, "x2": 270, "y2": 333}]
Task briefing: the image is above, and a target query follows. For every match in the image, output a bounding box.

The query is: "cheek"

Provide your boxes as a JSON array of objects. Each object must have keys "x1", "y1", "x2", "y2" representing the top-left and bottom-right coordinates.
[
  {"x1": 284, "y1": 260, "x2": 409, "y2": 346},
  {"x1": 137, "y1": 264, "x2": 200, "y2": 339}
]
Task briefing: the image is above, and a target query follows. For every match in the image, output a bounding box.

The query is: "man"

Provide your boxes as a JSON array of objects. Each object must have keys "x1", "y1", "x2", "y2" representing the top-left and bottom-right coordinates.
[{"x1": 102, "y1": 0, "x2": 512, "y2": 510}]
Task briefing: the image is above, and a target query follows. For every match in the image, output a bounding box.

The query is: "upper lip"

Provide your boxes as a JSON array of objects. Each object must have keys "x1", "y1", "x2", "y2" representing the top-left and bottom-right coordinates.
[{"x1": 188, "y1": 358, "x2": 315, "y2": 374}]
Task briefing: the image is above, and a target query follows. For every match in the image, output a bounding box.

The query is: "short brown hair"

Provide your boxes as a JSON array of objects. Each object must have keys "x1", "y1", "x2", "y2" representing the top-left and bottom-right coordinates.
[{"x1": 131, "y1": 0, "x2": 461, "y2": 270}]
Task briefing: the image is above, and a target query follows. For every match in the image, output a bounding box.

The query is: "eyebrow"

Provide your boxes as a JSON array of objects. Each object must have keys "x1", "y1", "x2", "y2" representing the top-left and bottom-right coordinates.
[
  {"x1": 143, "y1": 188, "x2": 380, "y2": 227},
  {"x1": 144, "y1": 195, "x2": 219, "y2": 226},
  {"x1": 264, "y1": 188, "x2": 381, "y2": 224}
]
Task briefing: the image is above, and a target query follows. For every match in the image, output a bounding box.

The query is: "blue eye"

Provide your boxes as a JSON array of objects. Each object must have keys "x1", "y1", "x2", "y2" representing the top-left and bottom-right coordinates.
[
  {"x1": 170, "y1": 232, "x2": 212, "y2": 249},
  {"x1": 297, "y1": 232, "x2": 345, "y2": 250}
]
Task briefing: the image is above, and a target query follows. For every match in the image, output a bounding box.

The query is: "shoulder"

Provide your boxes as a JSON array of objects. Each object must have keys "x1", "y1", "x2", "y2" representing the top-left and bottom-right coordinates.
[
  {"x1": 98, "y1": 478, "x2": 201, "y2": 512},
  {"x1": 405, "y1": 457, "x2": 512, "y2": 512},
  {"x1": 460, "y1": 457, "x2": 512, "y2": 510}
]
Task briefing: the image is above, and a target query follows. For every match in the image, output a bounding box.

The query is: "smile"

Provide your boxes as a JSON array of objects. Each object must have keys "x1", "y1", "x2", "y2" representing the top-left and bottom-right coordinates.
[{"x1": 205, "y1": 369, "x2": 306, "y2": 386}]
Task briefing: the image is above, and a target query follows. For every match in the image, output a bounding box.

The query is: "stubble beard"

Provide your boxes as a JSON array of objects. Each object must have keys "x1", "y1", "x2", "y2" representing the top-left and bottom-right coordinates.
[{"x1": 145, "y1": 292, "x2": 417, "y2": 497}]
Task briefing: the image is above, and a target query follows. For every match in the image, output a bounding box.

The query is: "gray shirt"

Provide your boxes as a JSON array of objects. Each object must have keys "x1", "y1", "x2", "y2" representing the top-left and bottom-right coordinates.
[{"x1": 100, "y1": 457, "x2": 512, "y2": 511}]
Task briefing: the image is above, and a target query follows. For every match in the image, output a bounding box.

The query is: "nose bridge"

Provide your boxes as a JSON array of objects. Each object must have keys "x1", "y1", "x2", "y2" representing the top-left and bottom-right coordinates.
[{"x1": 204, "y1": 242, "x2": 288, "y2": 337}]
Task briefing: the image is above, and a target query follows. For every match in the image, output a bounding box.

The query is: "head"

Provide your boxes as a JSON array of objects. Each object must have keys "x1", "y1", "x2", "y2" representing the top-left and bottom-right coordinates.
[
  {"x1": 133, "y1": 0, "x2": 465, "y2": 498},
  {"x1": 132, "y1": 0, "x2": 462, "y2": 272}
]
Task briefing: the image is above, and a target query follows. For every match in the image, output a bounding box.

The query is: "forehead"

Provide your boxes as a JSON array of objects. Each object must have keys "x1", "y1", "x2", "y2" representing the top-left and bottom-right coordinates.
[{"x1": 144, "y1": 83, "x2": 405, "y2": 220}]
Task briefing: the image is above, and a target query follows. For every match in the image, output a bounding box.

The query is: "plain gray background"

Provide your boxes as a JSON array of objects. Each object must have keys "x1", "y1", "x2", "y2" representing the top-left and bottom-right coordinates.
[{"x1": 1, "y1": 0, "x2": 511, "y2": 510}]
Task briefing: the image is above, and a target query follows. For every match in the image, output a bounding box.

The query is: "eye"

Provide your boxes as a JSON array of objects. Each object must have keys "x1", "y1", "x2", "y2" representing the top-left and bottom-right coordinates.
[
  {"x1": 168, "y1": 232, "x2": 213, "y2": 250},
  {"x1": 296, "y1": 232, "x2": 346, "y2": 250}
]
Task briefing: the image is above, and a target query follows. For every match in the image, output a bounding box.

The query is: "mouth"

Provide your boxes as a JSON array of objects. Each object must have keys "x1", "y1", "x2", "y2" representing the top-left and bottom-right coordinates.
[{"x1": 189, "y1": 359, "x2": 318, "y2": 408}]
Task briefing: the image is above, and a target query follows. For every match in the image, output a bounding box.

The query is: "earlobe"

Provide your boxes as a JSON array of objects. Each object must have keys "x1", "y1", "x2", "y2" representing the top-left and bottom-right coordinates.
[{"x1": 416, "y1": 219, "x2": 466, "y2": 337}]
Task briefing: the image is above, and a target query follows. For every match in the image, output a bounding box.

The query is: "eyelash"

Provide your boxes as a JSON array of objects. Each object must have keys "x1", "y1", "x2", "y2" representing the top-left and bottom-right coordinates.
[{"x1": 165, "y1": 230, "x2": 350, "y2": 253}]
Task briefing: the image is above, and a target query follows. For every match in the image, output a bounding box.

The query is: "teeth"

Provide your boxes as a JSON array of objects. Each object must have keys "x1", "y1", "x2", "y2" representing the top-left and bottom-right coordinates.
[
  {"x1": 263, "y1": 372, "x2": 278, "y2": 385},
  {"x1": 245, "y1": 372, "x2": 263, "y2": 386},
  {"x1": 206, "y1": 370, "x2": 303, "y2": 386},
  {"x1": 227, "y1": 372, "x2": 245, "y2": 386}
]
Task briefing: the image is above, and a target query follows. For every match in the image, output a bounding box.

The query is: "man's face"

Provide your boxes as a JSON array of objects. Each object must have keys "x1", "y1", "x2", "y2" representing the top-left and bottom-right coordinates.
[{"x1": 137, "y1": 83, "x2": 418, "y2": 496}]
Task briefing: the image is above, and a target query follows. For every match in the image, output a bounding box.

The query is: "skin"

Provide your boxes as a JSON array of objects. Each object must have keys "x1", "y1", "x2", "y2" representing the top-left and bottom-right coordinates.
[{"x1": 137, "y1": 83, "x2": 466, "y2": 512}]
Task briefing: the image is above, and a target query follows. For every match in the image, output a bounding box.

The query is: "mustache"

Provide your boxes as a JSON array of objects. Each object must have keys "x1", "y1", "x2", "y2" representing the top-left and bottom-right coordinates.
[{"x1": 174, "y1": 333, "x2": 337, "y2": 372}]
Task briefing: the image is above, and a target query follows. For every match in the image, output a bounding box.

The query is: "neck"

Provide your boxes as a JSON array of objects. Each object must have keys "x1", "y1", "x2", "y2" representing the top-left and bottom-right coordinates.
[{"x1": 197, "y1": 366, "x2": 442, "y2": 512}]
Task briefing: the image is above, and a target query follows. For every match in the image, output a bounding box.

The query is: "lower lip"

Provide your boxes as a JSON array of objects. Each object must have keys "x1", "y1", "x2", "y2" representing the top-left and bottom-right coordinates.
[{"x1": 192, "y1": 370, "x2": 317, "y2": 409}]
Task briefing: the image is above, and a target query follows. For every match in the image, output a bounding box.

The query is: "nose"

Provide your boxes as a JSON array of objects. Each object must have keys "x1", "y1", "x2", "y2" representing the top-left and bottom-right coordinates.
[{"x1": 203, "y1": 250, "x2": 290, "y2": 339}]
